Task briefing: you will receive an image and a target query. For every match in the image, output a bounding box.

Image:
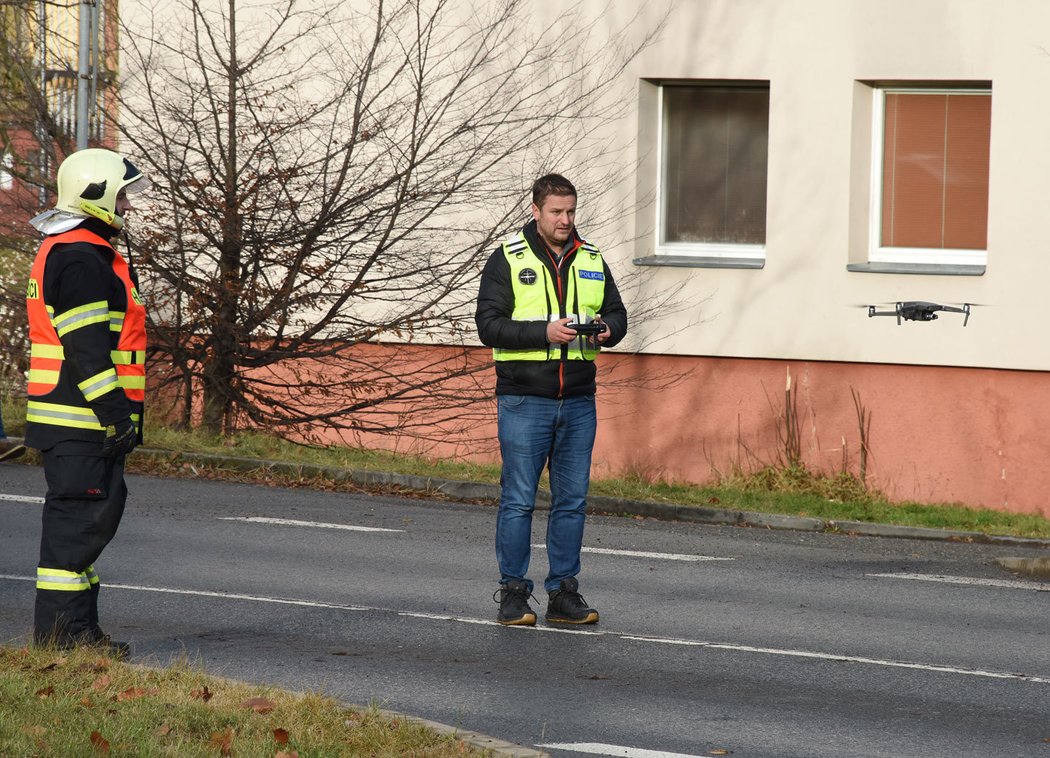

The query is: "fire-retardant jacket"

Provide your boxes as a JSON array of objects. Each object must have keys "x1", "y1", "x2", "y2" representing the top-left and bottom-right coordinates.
[{"x1": 25, "y1": 219, "x2": 146, "y2": 450}]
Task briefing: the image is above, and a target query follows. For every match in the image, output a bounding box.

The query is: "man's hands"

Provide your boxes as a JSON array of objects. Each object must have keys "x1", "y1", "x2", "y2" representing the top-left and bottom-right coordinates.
[
  {"x1": 102, "y1": 417, "x2": 137, "y2": 458},
  {"x1": 546, "y1": 317, "x2": 610, "y2": 345}
]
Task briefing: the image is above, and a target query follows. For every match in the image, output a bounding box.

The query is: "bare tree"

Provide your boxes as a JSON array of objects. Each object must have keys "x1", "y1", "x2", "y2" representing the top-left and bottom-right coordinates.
[
  {"x1": 0, "y1": 0, "x2": 124, "y2": 403},
  {"x1": 0, "y1": 0, "x2": 80, "y2": 392},
  {"x1": 114, "y1": 0, "x2": 671, "y2": 441}
]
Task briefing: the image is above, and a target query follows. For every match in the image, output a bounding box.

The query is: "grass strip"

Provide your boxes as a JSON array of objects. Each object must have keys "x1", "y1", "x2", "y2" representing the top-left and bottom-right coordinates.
[{"x1": 0, "y1": 643, "x2": 489, "y2": 757}]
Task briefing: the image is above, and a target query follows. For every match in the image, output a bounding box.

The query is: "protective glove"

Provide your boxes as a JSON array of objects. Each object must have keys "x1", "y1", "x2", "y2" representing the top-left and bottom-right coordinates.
[{"x1": 102, "y1": 417, "x2": 137, "y2": 458}]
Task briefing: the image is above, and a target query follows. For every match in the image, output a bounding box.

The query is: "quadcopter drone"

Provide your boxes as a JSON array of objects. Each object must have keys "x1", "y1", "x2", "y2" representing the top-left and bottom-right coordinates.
[{"x1": 866, "y1": 301, "x2": 973, "y2": 326}]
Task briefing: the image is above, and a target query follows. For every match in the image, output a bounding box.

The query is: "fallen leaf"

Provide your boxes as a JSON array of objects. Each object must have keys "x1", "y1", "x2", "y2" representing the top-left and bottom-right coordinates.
[
  {"x1": 273, "y1": 727, "x2": 290, "y2": 744},
  {"x1": 35, "y1": 686, "x2": 54, "y2": 698},
  {"x1": 190, "y1": 686, "x2": 213, "y2": 701},
  {"x1": 116, "y1": 686, "x2": 150, "y2": 702},
  {"x1": 92, "y1": 675, "x2": 112, "y2": 691},
  {"x1": 90, "y1": 730, "x2": 110, "y2": 753},
  {"x1": 79, "y1": 697, "x2": 94, "y2": 708},
  {"x1": 210, "y1": 728, "x2": 234, "y2": 756},
  {"x1": 154, "y1": 724, "x2": 172, "y2": 737},
  {"x1": 711, "y1": 750, "x2": 732, "y2": 756},
  {"x1": 240, "y1": 696, "x2": 276, "y2": 714}
]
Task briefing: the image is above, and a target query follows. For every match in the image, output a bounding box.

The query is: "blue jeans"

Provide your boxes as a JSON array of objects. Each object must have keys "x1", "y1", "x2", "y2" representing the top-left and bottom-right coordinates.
[{"x1": 496, "y1": 394, "x2": 597, "y2": 593}]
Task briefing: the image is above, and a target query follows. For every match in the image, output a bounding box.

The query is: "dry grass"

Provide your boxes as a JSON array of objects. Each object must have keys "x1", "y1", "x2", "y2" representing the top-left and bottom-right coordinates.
[{"x1": 0, "y1": 643, "x2": 490, "y2": 757}]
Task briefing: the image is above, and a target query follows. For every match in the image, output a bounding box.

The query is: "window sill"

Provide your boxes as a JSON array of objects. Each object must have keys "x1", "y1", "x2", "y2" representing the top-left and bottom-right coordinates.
[
  {"x1": 847, "y1": 262, "x2": 986, "y2": 276},
  {"x1": 633, "y1": 255, "x2": 765, "y2": 270}
]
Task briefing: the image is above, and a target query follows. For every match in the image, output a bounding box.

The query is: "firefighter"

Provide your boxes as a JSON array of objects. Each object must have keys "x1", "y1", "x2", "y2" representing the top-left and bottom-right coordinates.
[{"x1": 26, "y1": 148, "x2": 150, "y2": 656}]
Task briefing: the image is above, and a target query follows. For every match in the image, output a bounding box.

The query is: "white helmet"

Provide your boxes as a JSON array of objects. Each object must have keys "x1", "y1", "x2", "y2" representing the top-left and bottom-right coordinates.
[{"x1": 54, "y1": 148, "x2": 150, "y2": 230}]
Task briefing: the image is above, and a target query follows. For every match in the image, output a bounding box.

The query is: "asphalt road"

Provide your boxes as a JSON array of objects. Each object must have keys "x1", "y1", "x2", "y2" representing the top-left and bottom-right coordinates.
[{"x1": 1, "y1": 461, "x2": 1048, "y2": 758}]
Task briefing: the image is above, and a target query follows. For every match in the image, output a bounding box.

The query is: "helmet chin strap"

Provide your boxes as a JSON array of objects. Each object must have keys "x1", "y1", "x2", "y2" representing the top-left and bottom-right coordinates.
[{"x1": 79, "y1": 200, "x2": 124, "y2": 230}]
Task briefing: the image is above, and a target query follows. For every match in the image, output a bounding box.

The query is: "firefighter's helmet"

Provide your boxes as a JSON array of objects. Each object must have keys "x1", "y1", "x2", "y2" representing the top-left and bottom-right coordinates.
[{"x1": 55, "y1": 148, "x2": 150, "y2": 230}]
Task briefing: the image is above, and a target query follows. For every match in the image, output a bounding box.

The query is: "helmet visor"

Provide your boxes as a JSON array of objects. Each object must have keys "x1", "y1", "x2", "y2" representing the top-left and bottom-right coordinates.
[{"x1": 122, "y1": 175, "x2": 152, "y2": 195}]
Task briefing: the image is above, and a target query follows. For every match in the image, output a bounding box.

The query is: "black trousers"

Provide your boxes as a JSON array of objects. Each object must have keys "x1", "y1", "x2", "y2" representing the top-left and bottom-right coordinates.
[{"x1": 34, "y1": 441, "x2": 127, "y2": 643}]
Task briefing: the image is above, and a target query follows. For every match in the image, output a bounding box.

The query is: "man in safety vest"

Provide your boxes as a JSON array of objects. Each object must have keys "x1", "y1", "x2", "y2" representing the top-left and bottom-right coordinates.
[
  {"x1": 26, "y1": 148, "x2": 150, "y2": 656},
  {"x1": 475, "y1": 174, "x2": 628, "y2": 626}
]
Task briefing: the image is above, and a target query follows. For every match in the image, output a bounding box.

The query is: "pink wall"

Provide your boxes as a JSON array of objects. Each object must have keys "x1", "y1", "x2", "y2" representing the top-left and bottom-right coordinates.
[
  {"x1": 153, "y1": 345, "x2": 1050, "y2": 517},
  {"x1": 590, "y1": 355, "x2": 1049, "y2": 517},
  {"x1": 349, "y1": 350, "x2": 1050, "y2": 517}
]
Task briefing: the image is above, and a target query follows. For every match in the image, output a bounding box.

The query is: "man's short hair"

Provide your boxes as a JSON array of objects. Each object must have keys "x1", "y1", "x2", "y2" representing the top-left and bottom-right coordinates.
[{"x1": 532, "y1": 174, "x2": 577, "y2": 209}]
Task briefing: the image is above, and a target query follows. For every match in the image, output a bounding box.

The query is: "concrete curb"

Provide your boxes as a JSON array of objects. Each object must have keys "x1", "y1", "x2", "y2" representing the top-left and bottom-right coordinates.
[
  {"x1": 376, "y1": 709, "x2": 549, "y2": 757},
  {"x1": 135, "y1": 447, "x2": 1050, "y2": 550},
  {"x1": 995, "y1": 557, "x2": 1050, "y2": 579}
]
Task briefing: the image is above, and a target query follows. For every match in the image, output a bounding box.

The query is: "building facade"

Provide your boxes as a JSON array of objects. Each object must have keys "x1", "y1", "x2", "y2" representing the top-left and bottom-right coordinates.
[
  {"x1": 131, "y1": 0, "x2": 1050, "y2": 518},
  {"x1": 558, "y1": 0, "x2": 1050, "y2": 516}
]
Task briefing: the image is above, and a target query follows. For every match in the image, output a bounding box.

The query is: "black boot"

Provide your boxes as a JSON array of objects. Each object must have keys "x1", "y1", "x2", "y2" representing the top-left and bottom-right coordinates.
[
  {"x1": 494, "y1": 580, "x2": 537, "y2": 626},
  {"x1": 546, "y1": 577, "x2": 599, "y2": 624}
]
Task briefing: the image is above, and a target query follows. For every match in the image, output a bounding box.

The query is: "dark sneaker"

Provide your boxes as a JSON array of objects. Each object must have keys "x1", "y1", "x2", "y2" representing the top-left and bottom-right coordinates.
[
  {"x1": 0, "y1": 439, "x2": 25, "y2": 463},
  {"x1": 494, "y1": 580, "x2": 537, "y2": 626},
  {"x1": 545, "y1": 577, "x2": 599, "y2": 625}
]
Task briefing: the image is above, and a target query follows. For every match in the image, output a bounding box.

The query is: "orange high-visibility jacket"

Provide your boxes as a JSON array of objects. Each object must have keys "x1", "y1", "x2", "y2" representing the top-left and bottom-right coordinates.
[{"x1": 26, "y1": 227, "x2": 146, "y2": 445}]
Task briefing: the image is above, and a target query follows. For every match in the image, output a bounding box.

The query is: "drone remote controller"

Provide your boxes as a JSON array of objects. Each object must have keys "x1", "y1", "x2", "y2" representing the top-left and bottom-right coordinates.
[{"x1": 568, "y1": 322, "x2": 607, "y2": 336}]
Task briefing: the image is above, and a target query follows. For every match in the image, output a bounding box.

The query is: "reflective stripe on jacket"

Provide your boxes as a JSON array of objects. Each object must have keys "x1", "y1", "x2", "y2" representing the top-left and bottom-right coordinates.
[
  {"x1": 493, "y1": 233, "x2": 606, "y2": 362},
  {"x1": 26, "y1": 228, "x2": 147, "y2": 433}
]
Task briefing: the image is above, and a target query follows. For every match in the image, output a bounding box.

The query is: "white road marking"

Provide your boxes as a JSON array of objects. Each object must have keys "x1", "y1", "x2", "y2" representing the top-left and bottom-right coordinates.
[
  {"x1": 868, "y1": 572, "x2": 1050, "y2": 592},
  {"x1": 539, "y1": 744, "x2": 712, "y2": 758},
  {"x1": 532, "y1": 545, "x2": 732, "y2": 562},
  {"x1": 1, "y1": 574, "x2": 1046, "y2": 684},
  {"x1": 0, "y1": 493, "x2": 45, "y2": 504},
  {"x1": 619, "y1": 634, "x2": 1050, "y2": 683},
  {"x1": 218, "y1": 516, "x2": 403, "y2": 533}
]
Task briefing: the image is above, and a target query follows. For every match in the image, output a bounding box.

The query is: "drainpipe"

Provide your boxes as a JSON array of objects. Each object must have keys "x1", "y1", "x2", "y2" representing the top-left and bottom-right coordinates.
[
  {"x1": 76, "y1": 0, "x2": 93, "y2": 150},
  {"x1": 37, "y1": 0, "x2": 48, "y2": 204}
]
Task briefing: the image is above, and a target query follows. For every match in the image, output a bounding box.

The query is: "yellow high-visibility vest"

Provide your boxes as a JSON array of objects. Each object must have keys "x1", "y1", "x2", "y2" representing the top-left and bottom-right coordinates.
[{"x1": 493, "y1": 233, "x2": 606, "y2": 362}]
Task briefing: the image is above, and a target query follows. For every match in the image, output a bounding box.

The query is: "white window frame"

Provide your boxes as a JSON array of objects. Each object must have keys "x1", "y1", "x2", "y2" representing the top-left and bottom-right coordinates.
[
  {"x1": 868, "y1": 86, "x2": 990, "y2": 267},
  {"x1": 654, "y1": 82, "x2": 768, "y2": 264},
  {"x1": 0, "y1": 153, "x2": 12, "y2": 191}
]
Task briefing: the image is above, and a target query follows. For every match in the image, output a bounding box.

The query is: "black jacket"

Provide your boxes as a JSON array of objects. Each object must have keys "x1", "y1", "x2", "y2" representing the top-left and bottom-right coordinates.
[
  {"x1": 26, "y1": 219, "x2": 140, "y2": 450},
  {"x1": 475, "y1": 220, "x2": 628, "y2": 398}
]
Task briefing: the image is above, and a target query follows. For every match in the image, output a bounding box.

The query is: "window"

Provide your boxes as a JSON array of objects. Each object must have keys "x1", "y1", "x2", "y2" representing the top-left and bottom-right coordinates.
[
  {"x1": 655, "y1": 82, "x2": 769, "y2": 265},
  {"x1": 870, "y1": 87, "x2": 991, "y2": 265}
]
